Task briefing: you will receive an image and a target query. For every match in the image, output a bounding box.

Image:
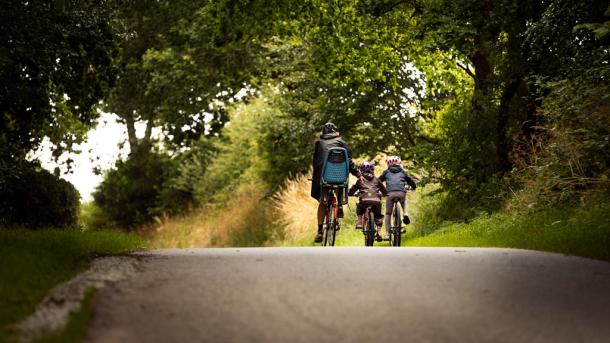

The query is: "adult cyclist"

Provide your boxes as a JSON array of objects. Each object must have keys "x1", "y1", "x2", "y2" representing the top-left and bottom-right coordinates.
[{"x1": 311, "y1": 122, "x2": 360, "y2": 243}]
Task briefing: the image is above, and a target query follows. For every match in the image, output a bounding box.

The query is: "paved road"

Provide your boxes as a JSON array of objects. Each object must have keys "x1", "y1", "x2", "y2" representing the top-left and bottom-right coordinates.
[{"x1": 86, "y1": 247, "x2": 610, "y2": 343}]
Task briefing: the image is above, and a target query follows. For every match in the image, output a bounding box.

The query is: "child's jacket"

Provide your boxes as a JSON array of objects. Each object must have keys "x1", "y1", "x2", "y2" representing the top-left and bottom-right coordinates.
[
  {"x1": 348, "y1": 173, "x2": 387, "y2": 203},
  {"x1": 379, "y1": 165, "x2": 416, "y2": 192}
]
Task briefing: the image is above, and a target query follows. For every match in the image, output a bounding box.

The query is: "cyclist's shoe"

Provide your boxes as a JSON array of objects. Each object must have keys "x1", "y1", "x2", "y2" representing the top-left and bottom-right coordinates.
[
  {"x1": 401, "y1": 228, "x2": 406, "y2": 234},
  {"x1": 337, "y1": 206, "x2": 344, "y2": 218},
  {"x1": 403, "y1": 215, "x2": 410, "y2": 225},
  {"x1": 336, "y1": 224, "x2": 340, "y2": 231},
  {"x1": 314, "y1": 232, "x2": 323, "y2": 243},
  {"x1": 375, "y1": 233, "x2": 383, "y2": 242},
  {"x1": 383, "y1": 233, "x2": 390, "y2": 241}
]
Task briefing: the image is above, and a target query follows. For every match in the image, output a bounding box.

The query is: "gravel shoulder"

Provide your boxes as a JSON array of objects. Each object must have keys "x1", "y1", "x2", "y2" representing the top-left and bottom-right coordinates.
[{"x1": 85, "y1": 247, "x2": 610, "y2": 343}]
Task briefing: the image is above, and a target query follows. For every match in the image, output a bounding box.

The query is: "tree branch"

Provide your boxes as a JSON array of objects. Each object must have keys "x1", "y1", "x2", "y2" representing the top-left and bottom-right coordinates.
[{"x1": 456, "y1": 62, "x2": 476, "y2": 80}]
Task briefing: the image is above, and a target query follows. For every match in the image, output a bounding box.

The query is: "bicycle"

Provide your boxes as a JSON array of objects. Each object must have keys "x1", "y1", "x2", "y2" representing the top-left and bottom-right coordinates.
[
  {"x1": 388, "y1": 187, "x2": 412, "y2": 247},
  {"x1": 389, "y1": 197, "x2": 402, "y2": 247},
  {"x1": 318, "y1": 146, "x2": 350, "y2": 247},
  {"x1": 321, "y1": 185, "x2": 343, "y2": 247},
  {"x1": 361, "y1": 204, "x2": 376, "y2": 247}
]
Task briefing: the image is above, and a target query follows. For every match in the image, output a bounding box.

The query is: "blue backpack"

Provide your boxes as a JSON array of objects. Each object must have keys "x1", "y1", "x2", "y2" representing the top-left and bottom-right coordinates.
[{"x1": 320, "y1": 147, "x2": 349, "y2": 187}]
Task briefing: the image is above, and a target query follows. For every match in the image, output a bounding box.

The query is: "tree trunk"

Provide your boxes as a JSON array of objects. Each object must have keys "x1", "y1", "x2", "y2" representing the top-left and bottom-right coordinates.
[{"x1": 497, "y1": 78, "x2": 523, "y2": 172}]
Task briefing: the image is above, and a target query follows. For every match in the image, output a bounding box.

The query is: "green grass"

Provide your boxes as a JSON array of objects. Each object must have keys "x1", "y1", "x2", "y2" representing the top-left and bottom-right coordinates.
[
  {"x1": 0, "y1": 229, "x2": 144, "y2": 342},
  {"x1": 404, "y1": 200, "x2": 610, "y2": 261},
  {"x1": 37, "y1": 288, "x2": 97, "y2": 343}
]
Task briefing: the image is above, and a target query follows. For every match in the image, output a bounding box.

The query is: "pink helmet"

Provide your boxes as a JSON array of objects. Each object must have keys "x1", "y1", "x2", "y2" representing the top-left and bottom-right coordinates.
[{"x1": 386, "y1": 155, "x2": 401, "y2": 166}]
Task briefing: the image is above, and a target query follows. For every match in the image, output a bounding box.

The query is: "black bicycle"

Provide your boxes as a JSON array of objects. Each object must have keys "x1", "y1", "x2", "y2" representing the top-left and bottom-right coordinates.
[
  {"x1": 389, "y1": 198, "x2": 402, "y2": 247},
  {"x1": 322, "y1": 185, "x2": 342, "y2": 247},
  {"x1": 361, "y1": 204, "x2": 376, "y2": 247},
  {"x1": 388, "y1": 187, "x2": 412, "y2": 247}
]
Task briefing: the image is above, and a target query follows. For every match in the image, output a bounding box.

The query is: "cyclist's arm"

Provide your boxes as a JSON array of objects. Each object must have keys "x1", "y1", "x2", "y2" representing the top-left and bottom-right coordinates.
[
  {"x1": 378, "y1": 179, "x2": 388, "y2": 197},
  {"x1": 405, "y1": 173, "x2": 417, "y2": 190},
  {"x1": 312, "y1": 140, "x2": 320, "y2": 167},
  {"x1": 348, "y1": 182, "x2": 359, "y2": 196},
  {"x1": 379, "y1": 170, "x2": 387, "y2": 182}
]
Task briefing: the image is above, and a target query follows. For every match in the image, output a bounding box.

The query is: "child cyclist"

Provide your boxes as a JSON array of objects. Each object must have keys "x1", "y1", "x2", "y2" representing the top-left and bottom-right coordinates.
[
  {"x1": 348, "y1": 162, "x2": 387, "y2": 241},
  {"x1": 379, "y1": 156, "x2": 417, "y2": 240}
]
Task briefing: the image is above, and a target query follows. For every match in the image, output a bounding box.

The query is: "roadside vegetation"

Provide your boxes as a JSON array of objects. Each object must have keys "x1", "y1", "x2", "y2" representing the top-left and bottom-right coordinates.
[
  {"x1": 1, "y1": 1, "x2": 609, "y2": 338},
  {"x1": 0, "y1": 230, "x2": 143, "y2": 342}
]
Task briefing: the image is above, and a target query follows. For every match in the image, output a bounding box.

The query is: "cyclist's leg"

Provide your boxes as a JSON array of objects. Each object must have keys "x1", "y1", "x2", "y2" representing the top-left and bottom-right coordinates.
[
  {"x1": 384, "y1": 193, "x2": 396, "y2": 235},
  {"x1": 355, "y1": 202, "x2": 364, "y2": 228},
  {"x1": 398, "y1": 191, "x2": 410, "y2": 225},
  {"x1": 372, "y1": 202, "x2": 383, "y2": 236},
  {"x1": 315, "y1": 188, "x2": 329, "y2": 242}
]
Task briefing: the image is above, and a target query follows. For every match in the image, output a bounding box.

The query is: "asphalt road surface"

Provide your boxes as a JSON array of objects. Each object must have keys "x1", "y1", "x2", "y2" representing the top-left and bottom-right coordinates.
[{"x1": 85, "y1": 247, "x2": 610, "y2": 343}]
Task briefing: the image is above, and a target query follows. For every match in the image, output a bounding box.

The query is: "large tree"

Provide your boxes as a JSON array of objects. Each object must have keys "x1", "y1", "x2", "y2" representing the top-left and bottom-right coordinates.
[{"x1": 0, "y1": 0, "x2": 118, "y2": 166}]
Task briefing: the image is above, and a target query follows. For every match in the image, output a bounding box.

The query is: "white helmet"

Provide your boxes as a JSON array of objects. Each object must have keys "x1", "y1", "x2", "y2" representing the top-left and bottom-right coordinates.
[{"x1": 386, "y1": 155, "x2": 401, "y2": 166}]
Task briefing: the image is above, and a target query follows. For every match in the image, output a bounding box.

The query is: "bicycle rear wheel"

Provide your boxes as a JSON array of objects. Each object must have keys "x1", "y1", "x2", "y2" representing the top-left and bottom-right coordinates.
[
  {"x1": 364, "y1": 212, "x2": 375, "y2": 246},
  {"x1": 391, "y1": 202, "x2": 402, "y2": 247},
  {"x1": 323, "y1": 195, "x2": 337, "y2": 246}
]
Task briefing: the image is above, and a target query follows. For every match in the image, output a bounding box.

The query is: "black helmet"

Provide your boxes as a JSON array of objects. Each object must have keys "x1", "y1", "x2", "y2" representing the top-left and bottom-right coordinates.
[{"x1": 322, "y1": 122, "x2": 338, "y2": 134}]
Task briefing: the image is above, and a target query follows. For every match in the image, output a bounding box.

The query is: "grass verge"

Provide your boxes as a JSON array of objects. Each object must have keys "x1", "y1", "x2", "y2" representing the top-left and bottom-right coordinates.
[
  {"x1": 405, "y1": 199, "x2": 610, "y2": 261},
  {"x1": 0, "y1": 229, "x2": 144, "y2": 342},
  {"x1": 37, "y1": 288, "x2": 97, "y2": 343}
]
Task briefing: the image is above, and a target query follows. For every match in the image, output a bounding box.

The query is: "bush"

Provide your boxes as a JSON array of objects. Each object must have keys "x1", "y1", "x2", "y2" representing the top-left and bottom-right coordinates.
[
  {"x1": 93, "y1": 149, "x2": 180, "y2": 229},
  {"x1": 0, "y1": 161, "x2": 80, "y2": 229}
]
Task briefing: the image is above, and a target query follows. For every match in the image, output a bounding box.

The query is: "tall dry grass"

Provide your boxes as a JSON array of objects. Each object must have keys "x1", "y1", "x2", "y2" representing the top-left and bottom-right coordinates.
[
  {"x1": 272, "y1": 174, "x2": 319, "y2": 245},
  {"x1": 144, "y1": 182, "x2": 277, "y2": 248}
]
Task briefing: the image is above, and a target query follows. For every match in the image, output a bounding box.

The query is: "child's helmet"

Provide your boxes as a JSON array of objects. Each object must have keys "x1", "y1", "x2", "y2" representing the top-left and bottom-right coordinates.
[
  {"x1": 359, "y1": 161, "x2": 375, "y2": 173},
  {"x1": 386, "y1": 155, "x2": 401, "y2": 166}
]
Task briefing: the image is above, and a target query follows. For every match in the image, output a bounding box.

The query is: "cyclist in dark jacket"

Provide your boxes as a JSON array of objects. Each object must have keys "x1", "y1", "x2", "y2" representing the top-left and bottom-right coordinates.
[
  {"x1": 379, "y1": 155, "x2": 416, "y2": 239},
  {"x1": 348, "y1": 161, "x2": 387, "y2": 241},
  {"x1": 311, "y1": 122, "x2": 360, "y2": 243}
]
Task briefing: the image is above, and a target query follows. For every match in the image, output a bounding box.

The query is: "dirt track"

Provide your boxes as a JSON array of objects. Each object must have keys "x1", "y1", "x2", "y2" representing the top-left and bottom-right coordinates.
[{"x1": 86, "y1": 247, "x2": 610, "y2": 343}]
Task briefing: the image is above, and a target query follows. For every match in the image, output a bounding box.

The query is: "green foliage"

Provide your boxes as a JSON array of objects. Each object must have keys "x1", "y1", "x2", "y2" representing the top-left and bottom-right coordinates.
[
  {"x1": 195, "y1": 97, "x2": 277, "y2": 201},
  {"x1": 79, "y1": 202, "x2": 115, "y2": 231},
  {"x1": 0, "y1": 162, "x2": 80, "y2": 229},
  {"x1": 0, "y1": 0, "x2": 117, "y2": 162},
  {"x1": 406, "y1": 193, "x2": 610, "y2": 261},
  {"x1": 0, "y1": 229, "x2": 143, "y2": 341},
  {"x1": 93, "y1": 149, "x2": 181, "y2": 229}
]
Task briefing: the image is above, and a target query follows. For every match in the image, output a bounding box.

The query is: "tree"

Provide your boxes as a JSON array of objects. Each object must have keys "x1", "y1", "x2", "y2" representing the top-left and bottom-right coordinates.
[{"x1": 0, "y1": 0, "x2": 117, "y2": 165}]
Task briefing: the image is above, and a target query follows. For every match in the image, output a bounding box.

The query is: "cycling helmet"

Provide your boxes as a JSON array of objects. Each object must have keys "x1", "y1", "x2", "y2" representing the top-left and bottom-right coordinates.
[
  {"x1": 359, "y1": 161, "x2": 375, "y2": 174},
  {"x1": 386, "y1": 155, "x2": 402, "y2": 166},
  {"x1": 322, "y1": 122, "x2": 338, "y2": 134}
]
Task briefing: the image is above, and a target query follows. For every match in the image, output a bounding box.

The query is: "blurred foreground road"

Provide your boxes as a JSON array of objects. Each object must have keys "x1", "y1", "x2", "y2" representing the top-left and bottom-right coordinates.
[{"x1": 86, "y1": 247, "x2": 610, "y2": 343}]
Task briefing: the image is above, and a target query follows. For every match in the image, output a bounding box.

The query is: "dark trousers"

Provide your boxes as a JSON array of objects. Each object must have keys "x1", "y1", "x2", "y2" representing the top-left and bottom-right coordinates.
[{"x1": 357, "y1": 201, "x2": 383, "y2": 226}]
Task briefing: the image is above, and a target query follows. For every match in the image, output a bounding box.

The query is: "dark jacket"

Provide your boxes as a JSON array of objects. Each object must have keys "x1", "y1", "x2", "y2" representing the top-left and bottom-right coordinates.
[
  {"x1": 311, "y1": 132, "x2": 359, "y2": 200},
  {"x1": 348, "y1": 173, "x2": 387, "y2": 203},
  {"x1": 379, "y1": 165, "x2": 416, "y2": 193}
]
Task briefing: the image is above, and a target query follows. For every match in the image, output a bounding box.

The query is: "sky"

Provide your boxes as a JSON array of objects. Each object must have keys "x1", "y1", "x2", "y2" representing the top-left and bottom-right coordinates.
[{"x1": 32, "y1": 112, "x2": 132, "y2": 202}]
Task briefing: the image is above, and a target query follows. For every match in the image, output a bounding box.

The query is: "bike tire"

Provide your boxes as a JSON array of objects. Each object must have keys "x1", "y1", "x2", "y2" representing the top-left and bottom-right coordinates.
[
  {"x1": 364, "y1": 212, "x2": 375, "y2": 246},
  {"x1": 392, "y1": 202, "x2": 402, "y2": 247},
  {"x1": 330, "y1": 219, "x2": 338, "y2": 246},
  {"x1": 323, "y1": 199, "x2": 333, "y2": 246}
]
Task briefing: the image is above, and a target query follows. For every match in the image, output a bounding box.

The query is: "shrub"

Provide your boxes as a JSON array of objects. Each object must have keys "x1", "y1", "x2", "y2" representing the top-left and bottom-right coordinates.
[
  {"x1": 0, "y1": 161, "x2": 80, "y2": 229},
  {"x1": 93, "y1": 149, "x2": 179, "y2": 229}
]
